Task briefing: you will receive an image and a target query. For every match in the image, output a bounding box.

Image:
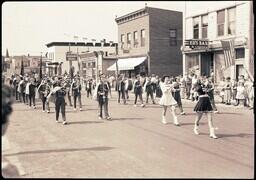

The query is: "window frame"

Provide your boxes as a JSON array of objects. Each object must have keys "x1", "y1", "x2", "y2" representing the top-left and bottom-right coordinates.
[
  {"x1": 235, "y1": 48, "x2": 245, "y2": 59},
  {"x1": 217, "y1": 9, "x2": 225, "y2": 37},
  {"x1": 133, "y1": 31, "x2": 138, "y2": 48},
  {"x1": 127, "y1": 33, "x2": 132, "y2": 49},
  {"x1": 121, "y1": 34, "x2": 125, "y2": 49},
  {"x1": 193, "y1": 16, "x2": 199, "y2": 39},
  {"x1": 169, "y1": 29, "x2": 177, "y2": 46},
  {"x1": 141, "y1": 29, "x2": 145, "y2": 47},
  {"x1": 201, "y1": 15, "x2": 208, "y2": 39},
  {"x1": 227, "y1": 7, "x2": 236, "y2": 35}
]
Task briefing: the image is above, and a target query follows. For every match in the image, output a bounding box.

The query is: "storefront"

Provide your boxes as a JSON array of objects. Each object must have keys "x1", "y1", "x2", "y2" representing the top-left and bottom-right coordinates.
[
  {"x1": 107, "y1": 56, "x2": 148, "y2": 78},
  {"x1": 182, "y1": 37, "x2": 250, "y2": 83}
]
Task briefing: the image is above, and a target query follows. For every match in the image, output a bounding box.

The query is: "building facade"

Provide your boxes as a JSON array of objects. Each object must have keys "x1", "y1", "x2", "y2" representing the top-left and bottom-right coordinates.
[
  {"x1": 79, "y1": 51, "x2": 117, "y2": 79},
  {"x1": 46, "y1": 41, "x2": 117, "y2": 76},
  {"x1": 112, "y1": 6, "x2": 183, "y2": 77},
  {"x1": 182, "y1": 1, "x2": 254, "y2": 83}
]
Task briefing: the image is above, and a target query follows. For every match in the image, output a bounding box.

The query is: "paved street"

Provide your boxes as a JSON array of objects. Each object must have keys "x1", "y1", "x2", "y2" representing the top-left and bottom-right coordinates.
[{"x1": 2, "y1": 91, "x2": 254, "y2": 178}]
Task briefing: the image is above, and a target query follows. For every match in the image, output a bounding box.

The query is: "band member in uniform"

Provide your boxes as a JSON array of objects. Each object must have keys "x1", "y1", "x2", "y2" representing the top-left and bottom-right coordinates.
[
  {"x1": 38, "y1": 78, "x2": 51, "y2": 113},
  {"x1": 204, "y1": 77, "x2": 218, "y2": 113},
  {"x1": 144, "y1": 77, "x2": 156, "y2": 104},
  {"x1": 133, "y1": 75, "x2": 145, "y2": 107},
  {"x1": 172, "y1": 77, "x2": 185, "y2": 115},
  {"x1": 71, "y1": 78, "x2": 82, "y2": 111},
  {"x1": 94, "y1": 74, "x2": 111, "y2": 120},
  {"x1": 159, "y1": 75, "x2": 179, "y2": 126},
  {"x1": 47, "y1": 80, "x2": 67, "y2": 125},
  {"x1": 28, "y1": 77, "x2": 37, "y2": 109},
  {"x1": 193, "y1": 81, "x2": 218, "y2": 139},
  {"x1": 86, "y1": 79, "x2": 93, "y2": 98}
]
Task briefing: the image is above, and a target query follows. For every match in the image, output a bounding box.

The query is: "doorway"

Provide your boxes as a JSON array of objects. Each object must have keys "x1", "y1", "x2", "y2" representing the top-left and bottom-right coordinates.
[{"x1": 201, "y1": 52, "x2": 213, "y2": 77}]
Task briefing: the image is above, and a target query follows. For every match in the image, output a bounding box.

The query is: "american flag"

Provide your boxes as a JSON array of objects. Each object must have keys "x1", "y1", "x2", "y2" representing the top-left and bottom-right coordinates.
[{"x1": 221, "y1": 39, "x2": 235, "y2": 68}]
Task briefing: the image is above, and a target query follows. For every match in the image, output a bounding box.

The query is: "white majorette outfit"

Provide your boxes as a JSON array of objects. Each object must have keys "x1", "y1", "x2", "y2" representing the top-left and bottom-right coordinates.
[
  {"x1": 159, "y1": 82, "x2": 177, "y2": 106},
  {"x1": 159, "y1": 81, "x2": 179, "y2": 126}
]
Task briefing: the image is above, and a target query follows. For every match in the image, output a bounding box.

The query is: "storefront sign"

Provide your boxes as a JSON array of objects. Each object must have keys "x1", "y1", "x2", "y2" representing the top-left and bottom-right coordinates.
[
  {"x1": 66, "y1": 52, "x2": 78, "y2": 61},
  {"x1": 185, "y1": 39, "x2": 209, "y2": 49}
]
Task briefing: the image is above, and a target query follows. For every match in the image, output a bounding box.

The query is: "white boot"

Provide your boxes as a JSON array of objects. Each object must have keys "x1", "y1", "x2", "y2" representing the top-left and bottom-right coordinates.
[
  {"x1": 193, "y1": 125, "x2": 199, "y2": 135},
  {"x1": 209, "y1": 127, "x2": 218, "y2": 139},
  {"x1": 173, "y1": 116, "x2": 180, "y2": 126},
  {"x1": 162, "y1": 116, "x2": 167, "y2": 124}
]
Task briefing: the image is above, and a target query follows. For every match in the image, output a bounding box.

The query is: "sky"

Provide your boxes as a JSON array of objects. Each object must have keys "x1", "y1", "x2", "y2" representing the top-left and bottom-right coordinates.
[{"x1": 2, "y1": 1, "x2": 241, "y2": 56}]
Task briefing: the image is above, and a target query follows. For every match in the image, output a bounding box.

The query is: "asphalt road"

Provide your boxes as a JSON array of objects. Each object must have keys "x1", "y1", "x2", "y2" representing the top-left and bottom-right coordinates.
[{"x1": 2, "y1": 91, "x2": 254, "y2": 178}]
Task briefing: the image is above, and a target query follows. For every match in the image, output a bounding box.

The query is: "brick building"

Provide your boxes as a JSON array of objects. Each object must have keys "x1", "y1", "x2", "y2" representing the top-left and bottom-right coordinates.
[
  {"x1": 182, "y1": 1, "x2": 254, "y2": 83},
  {"x1": 108, "y1": 6, "x2": 183, "y2": 77}
]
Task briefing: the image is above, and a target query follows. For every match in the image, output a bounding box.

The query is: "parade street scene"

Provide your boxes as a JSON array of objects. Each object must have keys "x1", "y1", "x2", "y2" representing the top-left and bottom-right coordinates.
[{"x1": 2, "y1": 1, "x2": 254, "y2": 178}]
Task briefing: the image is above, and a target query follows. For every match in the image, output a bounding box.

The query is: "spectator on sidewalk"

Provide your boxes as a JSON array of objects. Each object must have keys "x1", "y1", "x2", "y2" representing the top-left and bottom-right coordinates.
[
  {"x1": 219, "y1": 77, "x2": 226, "y2": 104},
  {"x1": 235, "y1": 81, "x2": 246, "y2": 107},
  {"x1": 224, "y1": 77, "x2": 232, "y2": 105},
  {"x1": 231, "y1": 78, "x2": 238, "y2": 105}
]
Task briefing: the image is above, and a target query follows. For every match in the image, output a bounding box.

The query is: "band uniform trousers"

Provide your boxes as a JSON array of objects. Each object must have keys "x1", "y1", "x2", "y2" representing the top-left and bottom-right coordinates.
[{"x1": 55, "y1": 97, "x2": 66, "y2": 121}]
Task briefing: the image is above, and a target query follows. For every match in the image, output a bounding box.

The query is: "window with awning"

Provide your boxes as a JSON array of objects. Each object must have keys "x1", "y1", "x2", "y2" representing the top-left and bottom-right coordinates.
[{"x1": 107, "y1": 56, "x2": 146, "y2": 71}]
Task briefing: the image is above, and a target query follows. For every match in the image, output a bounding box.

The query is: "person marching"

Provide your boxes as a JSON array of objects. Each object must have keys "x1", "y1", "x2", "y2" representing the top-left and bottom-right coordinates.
[
  {"x1": 18, "y1": 76, "x2": 26, "y2": 104},
  {"x1": 172, "y1": 77, "x2": 185, "y2": 115},
  {"x1": 37, "y1": 78, "x2": 51, "y2": 113},
  {"x1": 117, "y1": 75, "x2": 127, "y2": 104},
  {"x1": 47, "y1": 79, "x2": 67, "y2": 125},
  {"x1": 159, "y1": 75, "x2": 179, "y2": 126},
  {"x1": 204, "y1": 77, "x2": 218, "y2": 113},
  {"x1": 71, "y1": 77, "x2": 82, "y2": 111},
  {"x1": 86, "y1": 79, "x2": 93, "y2": 98},
  {"x1": 64, "y1": 76, "x2": 73, "y2": 107},
  {"x1": 144, "y1": 77, "x2": 156, "y2": 104},
  {"x1": 28, "y1": 77, "x2": 37, "y2": 109},
  {"x1": 93, "y1": 74, "x2": 111, "y2": 120},
  {"x1": 133, "y1": 75, "x2": 145, "y2": 107},
  {"x1": 193, "y1": 80, "x2": 218, "y2": 139}
]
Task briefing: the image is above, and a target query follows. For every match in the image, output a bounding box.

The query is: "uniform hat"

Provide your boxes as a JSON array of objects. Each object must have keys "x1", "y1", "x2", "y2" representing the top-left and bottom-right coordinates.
[{"x1": 161, "y1": 75, "x2": 170, "y2": 82}]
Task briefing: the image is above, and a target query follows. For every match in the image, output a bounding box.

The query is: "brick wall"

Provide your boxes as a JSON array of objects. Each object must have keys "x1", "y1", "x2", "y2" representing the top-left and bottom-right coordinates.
[{"x1": 148, "y1": 8, "x2": 183, "y2": 76}]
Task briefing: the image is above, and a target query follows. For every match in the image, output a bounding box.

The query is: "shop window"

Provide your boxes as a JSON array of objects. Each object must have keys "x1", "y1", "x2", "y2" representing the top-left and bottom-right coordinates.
[
  {"x1": 228, "y1": 7, "x2": 236, "y2": 35},
  {"x1": 217, "y1": 10, "x2": 225, "y2": 36},
  {"x1": 201, "y1": 15, "x2": 208, "y2": 39},
  {"x1": 169, "y1": 29, "x2": 177, "y2": 46},
  {"x1": 193, "y1": 17, "x2": 199, "y2": 39},
  {"x1": 133, "y1": 31, "x2": 138, "y2": 48},
  {"x1": 235, "y1": 48, "x2": 245, "y2": 59},
  {"x1": 141, "y1": 29, "x2": 145, "y2": 47}
]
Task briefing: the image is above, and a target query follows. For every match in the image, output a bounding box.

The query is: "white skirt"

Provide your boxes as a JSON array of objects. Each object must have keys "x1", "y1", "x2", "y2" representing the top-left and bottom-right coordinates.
[{"x1": 159, "y1": 93, "x2": 177, "y2": 106}]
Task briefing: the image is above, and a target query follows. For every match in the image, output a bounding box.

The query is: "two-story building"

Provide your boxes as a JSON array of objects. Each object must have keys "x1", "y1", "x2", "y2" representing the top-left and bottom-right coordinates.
[
  {"x1": 107, "y1": 6, "x2": 183, "y2": 77},
  {"x1": 182, "y1": 1, "x2": 254, "y2": 83},
  {"x1": 46, "y1": 41, "x2": 117, "y2": 76}
]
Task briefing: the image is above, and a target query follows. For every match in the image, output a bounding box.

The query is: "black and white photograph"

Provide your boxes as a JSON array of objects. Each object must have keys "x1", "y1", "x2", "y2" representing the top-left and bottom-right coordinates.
[{"x1": 1, "y1": 1, "x2": 254, "y2": 178}]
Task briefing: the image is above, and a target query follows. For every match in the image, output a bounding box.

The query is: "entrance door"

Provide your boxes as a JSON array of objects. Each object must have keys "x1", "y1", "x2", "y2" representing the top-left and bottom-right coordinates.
[
  {"x1": 236, "y1": 65, "x2": 245, "y2": 80},
  {"x1": 201, "y1": 53, "x2": 213, "y2": 77}
]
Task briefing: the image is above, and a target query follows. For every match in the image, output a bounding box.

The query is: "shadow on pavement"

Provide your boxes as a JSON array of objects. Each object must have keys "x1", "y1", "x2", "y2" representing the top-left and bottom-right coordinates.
[
  {"x1": 218, "y1": 133, "x2": 254, "y2": 138},
  {"x1": 68, "y1": 121, "x2": 104, "y2": 125},
  {"x1": 4, "y1": 146, "x2": 115, "y2": 157},
  {"x1": 111, "y1": 117, "x2": 144, "y2": 121},
  {"x1": 179, "y1": 122, "x2": 207, "y2": 126}
]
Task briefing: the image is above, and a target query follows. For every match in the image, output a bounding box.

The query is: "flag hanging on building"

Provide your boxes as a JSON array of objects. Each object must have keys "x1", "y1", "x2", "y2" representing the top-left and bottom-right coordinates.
[{"x1": 221, "y1": 39, "x2": 235, "y2": 68}]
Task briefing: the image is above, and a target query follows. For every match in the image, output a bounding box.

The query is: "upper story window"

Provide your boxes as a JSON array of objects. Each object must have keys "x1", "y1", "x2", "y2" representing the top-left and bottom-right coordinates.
[
  {"x1": 217, "y1": 10, "x2": 225, "y2": 36},
  {"x1": 141, "y1": 29, "x2": 145, "y2": 47},
  {"x1": 201, "y1": 15, "x2": 208, "y2": 39},
  {"x1": 133, "y1": 31, "x2": 138, "y2": 48},
  {"x1": 127, "y1": 33, "x2": 132, "y2": 49},
  {"x1": 235, "y1": 48, "x2": 245, "y2": 59},
  {"x1": 169, "y1": 29, "x2": 177, "y2": 46},
  {"x1": 193, "y1": 17, "x2": 199, "y2": 39},
  {"x1": 121, "y1": 34, "x2": 125, "y2": 49},
  {"x1": 228, "y1": 7, "x2": 236, "y2": 35}
]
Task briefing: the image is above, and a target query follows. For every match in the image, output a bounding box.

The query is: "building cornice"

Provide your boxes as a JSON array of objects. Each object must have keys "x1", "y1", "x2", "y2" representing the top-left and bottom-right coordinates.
[{"x1": 46, "y1": 42, "x2": 117, "y2": 48}]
